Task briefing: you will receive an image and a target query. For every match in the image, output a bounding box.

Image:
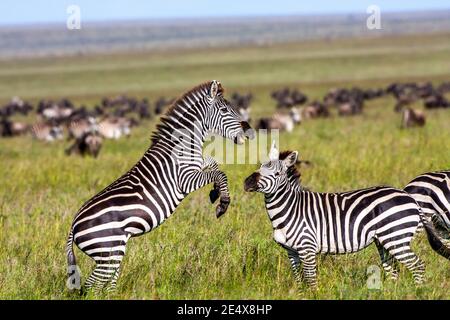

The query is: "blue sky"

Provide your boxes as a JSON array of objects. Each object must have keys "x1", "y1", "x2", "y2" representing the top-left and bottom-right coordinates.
[{"x1": 1, "y1": 0, "x2": 449, "y2": 25}]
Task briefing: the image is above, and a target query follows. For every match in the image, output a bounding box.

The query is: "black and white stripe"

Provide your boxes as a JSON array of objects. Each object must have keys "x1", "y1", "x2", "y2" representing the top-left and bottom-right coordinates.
[
  {"x1": 405, "y1": 171, "x2": 450, "y2": 246},
  {"x1": 66, "y1": 80, "x2": 253, "y2": 291},
  {"x1": 244, "y1": 143, "x2": 449, "y2": 288}
]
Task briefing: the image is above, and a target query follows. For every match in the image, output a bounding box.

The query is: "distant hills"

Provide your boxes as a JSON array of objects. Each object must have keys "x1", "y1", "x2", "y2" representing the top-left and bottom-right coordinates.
[{"x1": 1, "y1": 10, "x2": 450, "y2": 58}]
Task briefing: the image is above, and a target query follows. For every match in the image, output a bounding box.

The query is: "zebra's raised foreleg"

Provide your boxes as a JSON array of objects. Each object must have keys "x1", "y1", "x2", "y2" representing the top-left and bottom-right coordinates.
[
  {"x1": 213, "y1": 170, "x2": 230, "y2": 217},
  {"x1": 202, "y1": 156, "x2": 221, "y2": 204},
  {"x1": 184, "y1": 165, "x2": 230, "y2": 218},
  {"x1": 375, "y1": 240, "x2": 399, "y2": 281}
]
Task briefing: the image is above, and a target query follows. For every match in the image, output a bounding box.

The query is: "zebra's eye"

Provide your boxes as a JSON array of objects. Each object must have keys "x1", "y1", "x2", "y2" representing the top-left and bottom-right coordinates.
[
  {"x1": 274, "y1": 172, "x2": 280, "y2": 177},
  {"x1": 219, "y1": 107, "x2": 228, "y2": 114}
]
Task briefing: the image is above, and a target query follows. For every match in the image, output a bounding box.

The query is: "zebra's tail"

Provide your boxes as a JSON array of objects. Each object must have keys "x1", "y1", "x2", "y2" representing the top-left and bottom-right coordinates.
[
  {"x1": 417, "y1": 207, "x2": 450, "y2": 260},
  {"x1": 66, "y1": 227, "x2": 81, "y2": 290}
]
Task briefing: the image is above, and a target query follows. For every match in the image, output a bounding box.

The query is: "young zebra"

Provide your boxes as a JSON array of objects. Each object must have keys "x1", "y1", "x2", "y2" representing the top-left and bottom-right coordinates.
[
  {"x1": 244, "y1": 142, "x2": 449, "y2": 288},
  {"x1": 67, "y1": 80, "x2": 254, "y2": 292},
  {"x1": 31, "y1": 122, "x2": 64, "y2": 142},
  {"x1": 404, "y1": 171, "x2": 450, "y2": 244}
]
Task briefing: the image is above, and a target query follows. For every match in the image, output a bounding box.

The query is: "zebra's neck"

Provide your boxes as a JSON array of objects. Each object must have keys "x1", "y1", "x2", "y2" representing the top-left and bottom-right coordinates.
[
  {"x1": 148, "y1": 87, "x2": 211, "y2": 162},
  {"x1": 264, "y1": 182, "x2": 301, "y2": 222}
]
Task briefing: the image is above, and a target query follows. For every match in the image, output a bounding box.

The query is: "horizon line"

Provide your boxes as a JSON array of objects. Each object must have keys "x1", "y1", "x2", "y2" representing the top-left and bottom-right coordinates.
[{"x1": 1, "y1": 8, "x2": 449, "y2": 28}]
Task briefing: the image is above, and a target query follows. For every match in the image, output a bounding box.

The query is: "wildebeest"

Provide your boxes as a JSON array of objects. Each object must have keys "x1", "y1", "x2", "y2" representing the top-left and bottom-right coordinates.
[
  {"x1": 424, "y1": 94, "x2": 449, "y2": 109},
  {"x1": 437, "y1": 81, "x2": 450, "y2": 94},
  {"x1": 0, "y1": 118, "x2": 29, "y2": 137},
  {"x1": 154, "y1": 97, "x2": 175, "y2": 115},
  {"x1": 0, "y1": 96, "x2": 33, "y2": 117},
  {"x1": 65, "y1": 130, "x2": 103, "y2": 158},
  {"x1": 301, "y1": 101, "x2": 330, "y2": 119},
  {"x1": 37, "y1": 99, "x2": 74, "y2": 122},
  {"x1": 256, "y1": 107, "x2": 301, "y2": 132},
  {"x1": 337, "y1": 100, "x2": 363, "y2": 116},
  {"x1": 271, "y1": 88, "x2": 308, "y2": 109},
  {"x1": 324, "y1": 87, "x2": 365, "y2": 116},
  {"x1": 394, "y1": 96, "x2": 415, "y2": 113},
  {"x1": 231, "y1": 92, "x2": 253, "y2": 122},
  {"x1": 401, "y1": 108, "x2": 426, "y2": 128}
]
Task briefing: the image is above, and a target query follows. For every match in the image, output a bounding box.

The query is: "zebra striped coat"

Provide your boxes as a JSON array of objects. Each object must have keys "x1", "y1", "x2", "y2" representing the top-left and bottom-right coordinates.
[
  {"x1": 66, "y1": 80, "x2": 253, "y2": 291},
  {"x1": 244, "y1": 143, "x2": 448, "y2": 288},
  {"x1": 405, "y1": 170, "x2": 450, "y2": 251}
]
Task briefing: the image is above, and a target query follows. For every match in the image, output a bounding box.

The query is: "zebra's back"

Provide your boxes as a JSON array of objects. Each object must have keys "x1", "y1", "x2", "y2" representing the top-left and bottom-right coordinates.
[
  {"x1": 404, "y1": 170, "x2": 450, "y2": 227},
  {"x1": 279, "y1": 186, "x2": 421, "y2": 254}
]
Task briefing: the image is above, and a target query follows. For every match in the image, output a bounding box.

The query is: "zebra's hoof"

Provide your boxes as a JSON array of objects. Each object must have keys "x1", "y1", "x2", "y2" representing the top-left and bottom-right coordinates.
[
  {"x1": 216, "y1": 198, "x2": 230, "y2": 218},
  {"x1": 209, "y1": 188, "x2": 220, "y2": 204}
]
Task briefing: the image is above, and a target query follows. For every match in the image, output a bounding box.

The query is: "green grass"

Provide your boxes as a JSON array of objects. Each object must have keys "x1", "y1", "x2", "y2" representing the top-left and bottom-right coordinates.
[{"x1": 0, "y1": 32, "x2": 449, "y2": 299}]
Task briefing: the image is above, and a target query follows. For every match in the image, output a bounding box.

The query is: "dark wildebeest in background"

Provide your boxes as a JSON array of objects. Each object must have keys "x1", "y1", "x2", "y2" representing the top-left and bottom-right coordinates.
[
  {"x1": 401, "y1": 107, "x2": 426, "y2": 128},
  {"x1": 65, "y1": 130, "x2": 103, "y2": 158}
]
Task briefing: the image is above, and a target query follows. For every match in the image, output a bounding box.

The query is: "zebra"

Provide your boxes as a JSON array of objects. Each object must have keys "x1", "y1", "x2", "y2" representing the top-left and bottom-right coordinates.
[
  {"x1": 256, "y1": 107, "x2": 301, "y2": 133},
  {"x1": 404, "y1": 171, "x2": 450, "y2": 242},
  {"x1": 97, "y1": 116, "x2": 133, "y2": 140},
  {"x1": 67, "y1": 117, "x2": 98, "y2": 140},
  {"x1": 243, "y1": 142, "x2": 449, "y2": 289},
  {"x1": 31, "y1": 122, "x2": 64, "y2": 142},
  {"x1": 66, "y1": 80, "x2": 254, "y2": 292}
]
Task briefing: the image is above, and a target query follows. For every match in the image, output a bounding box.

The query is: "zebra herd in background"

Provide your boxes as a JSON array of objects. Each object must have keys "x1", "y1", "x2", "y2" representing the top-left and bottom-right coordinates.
[
  {"x1": 0, "y1": 94, "x2": 175, "y2": 157},
  {"x1": 2, "y1": 80, "x2": 449, "y2": 159},
  {"x1": 64, "y1": 80, "x2": 449, "y2": 293}
]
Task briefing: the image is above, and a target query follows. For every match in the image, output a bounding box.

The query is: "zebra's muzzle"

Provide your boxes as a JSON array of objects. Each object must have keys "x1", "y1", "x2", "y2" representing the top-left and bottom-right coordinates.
[
  {"x1": 234, "y1": 122, "x2": 255, "y2": 145},
  {"x1": 244, "y1": 172, "x2": 260, "y2": 192},
  {"x1": 241, "y1": 121, "x2": 255, "y2": 140},
  {"x1": 234, "y1": 133, "x2": 246, "y2": 145}
]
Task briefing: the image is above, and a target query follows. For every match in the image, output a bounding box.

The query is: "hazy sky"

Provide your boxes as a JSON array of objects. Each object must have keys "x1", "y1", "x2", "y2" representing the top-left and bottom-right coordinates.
[{"x1": 1, "y1": 0, "x2": 449, "y2": 25}]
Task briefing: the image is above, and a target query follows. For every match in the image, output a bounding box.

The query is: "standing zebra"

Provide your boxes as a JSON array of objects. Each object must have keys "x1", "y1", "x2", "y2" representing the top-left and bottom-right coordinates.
[
  {"x1": 67, "y1": 80, "x2": 254, "y2": 291},
  {"x1": 244, "y1": 142, "x2": 449, "y2": 288},
  {"x1": 404, "y1": 171, "x2": 450, "y2": 243}
]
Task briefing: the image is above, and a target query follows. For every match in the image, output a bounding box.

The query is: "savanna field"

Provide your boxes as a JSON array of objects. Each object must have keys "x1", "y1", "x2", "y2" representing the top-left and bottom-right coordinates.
[{"x1": 0, "y1": 32, "x2": 449, "y2": 299}]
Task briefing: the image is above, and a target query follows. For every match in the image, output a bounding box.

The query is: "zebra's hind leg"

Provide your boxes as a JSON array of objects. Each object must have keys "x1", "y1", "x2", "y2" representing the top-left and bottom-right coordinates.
[
  {"x1": 374, "y1": 240, "x2": 399, "y2": 281},
  {"x1": 83, "y1": 235, "x2": 129, "y2": 293},
  {"x1": 384, "y1": 242, "x2": 425, "y2": 284},
  {"x1": 84, "y1": 259, "x2": 124, "y2": 294},
  {"x1": 432, "y1": 213, "x2": 450, "y2": 240}
]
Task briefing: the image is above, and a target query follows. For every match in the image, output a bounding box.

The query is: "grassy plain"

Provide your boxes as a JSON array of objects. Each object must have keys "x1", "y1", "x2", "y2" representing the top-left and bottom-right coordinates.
[{"x1": 0, "y1": 32, "x2": 449, "y2": 299}]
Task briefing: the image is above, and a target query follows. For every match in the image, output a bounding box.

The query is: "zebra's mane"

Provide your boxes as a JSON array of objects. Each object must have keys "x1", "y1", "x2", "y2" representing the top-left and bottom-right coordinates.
[
  {"x1": 150, "y1": 81, "x2": 224, "y2": 146},
  {"x1": 279, "y1": 150, "x2": 302, "y2": 186}
]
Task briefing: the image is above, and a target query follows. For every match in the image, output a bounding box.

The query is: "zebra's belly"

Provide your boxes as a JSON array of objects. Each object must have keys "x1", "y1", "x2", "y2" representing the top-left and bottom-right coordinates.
[
  {"x1": 319, "y1": 236, "x2": 376, "y2": 254},
  {"x1": 73, "y1": 194, "x2": 183, "y2": 245}
]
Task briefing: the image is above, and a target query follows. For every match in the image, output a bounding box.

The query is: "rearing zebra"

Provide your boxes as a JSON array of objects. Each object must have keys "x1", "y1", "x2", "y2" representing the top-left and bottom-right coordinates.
[
  {"x1": 404, "y1": 170, "x2": 450, "y2": 246},
  {"x1": 244, "y1": 142, "x2": 449, "y2": 289},
  {"x1": 67, "y1": 80, "x2": 254, "y2": 291}
]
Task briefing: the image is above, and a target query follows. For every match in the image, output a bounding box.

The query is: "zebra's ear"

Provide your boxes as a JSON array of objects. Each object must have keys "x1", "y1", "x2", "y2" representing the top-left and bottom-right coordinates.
[
  {"x1": 283, "y1": 151, "x2": 298, "y2": 167},
  {"x1": 269, "y1": 140, "x2": 279, "y2": 161},
  {"x1": 209, "y1": 80, "x2": 220, "y2": 99}
]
